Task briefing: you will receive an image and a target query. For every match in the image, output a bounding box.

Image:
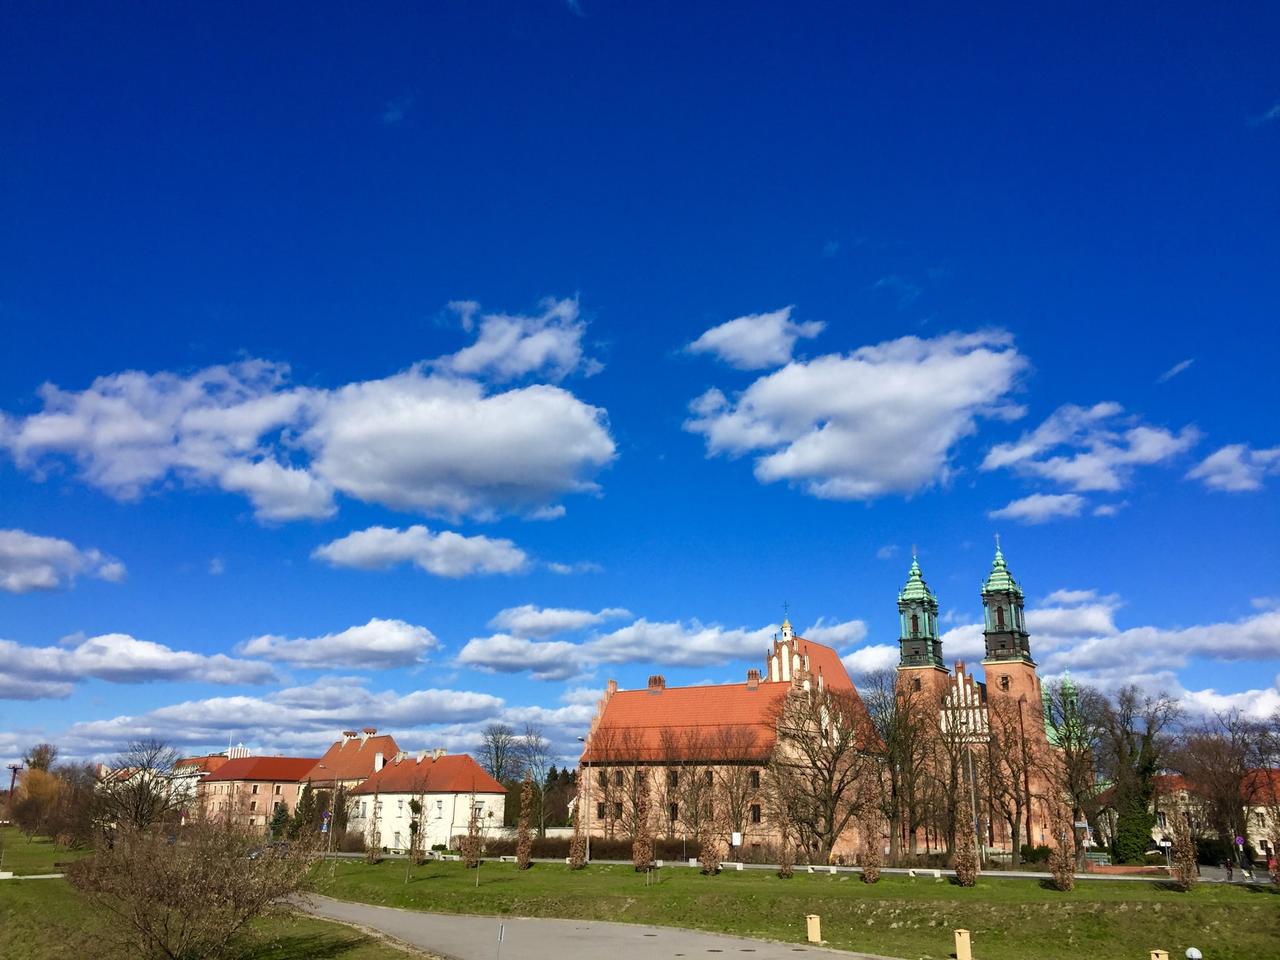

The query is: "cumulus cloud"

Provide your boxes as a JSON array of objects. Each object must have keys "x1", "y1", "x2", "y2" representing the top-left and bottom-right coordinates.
[
  {"x1": 313, "y1": 525, "x2": 528, "y2": 578},
  {"x1": 981, "y1": 402, "x2": 1199, "y2": 493},
  {"x1": 988, "y1": 493, "x2": 1085, "y2": 524},
  {"x1": 686, "y1": 306, "x2": 825, "y2": 370},
  {"x1": 0, "y1": 528, "x2": 126, "y2": 593},
  {"x1": 0, "y1": 302, "x2": 617, "y2": 524},
  {"x1": 801, "y1": 617, "x2": 869, "y2": 648},
  {"x1": 1186, "y1": 443, "x2": 1280, "y2": 492},
  {"x1": 0, "y1": 632, "x2": 275, "y2": 699},
  {"x1": 686, "y1": 330, "x2": 1027, "y2": 500},
  {"x1": 841, "y1": 643, "x2": 899, "y2": 675},
  {"x1": 457, "y1": 634, "x2": 583, "y2": 681},
  {"x1": 238, "y1": 618, "x2": 438, "y2": 669},
  {"x1": 434, "y1": 297, "x2": 598, "y2": 382},
  {"x1": 304, "y1": 370, "x2": 614, "y2": 519},
  {"x1": 488, "y1": 604, "x2": 630, "y2": 638}
]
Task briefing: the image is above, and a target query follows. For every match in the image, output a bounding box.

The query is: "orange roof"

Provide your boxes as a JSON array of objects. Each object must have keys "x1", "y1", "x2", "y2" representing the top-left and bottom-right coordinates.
[
  {"x1": 580, "y1": 635, "x2": 871, "y2": 763},
  {"x1": 350, "y1": 753, "x2": 506, "y2": 795},
  {"x1": 303, "y1": 733, "x2": 400, "y2": 785},
  {"x1": 174, "y1": 755, "x2": 229, "y2": 775},
  {"x1": 201, "y1": 756, "x2": 319, "y2": 784}
]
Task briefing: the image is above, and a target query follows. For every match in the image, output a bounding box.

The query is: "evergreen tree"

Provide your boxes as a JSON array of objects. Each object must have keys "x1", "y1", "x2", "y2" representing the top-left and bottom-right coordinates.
[
  {"x1": 290, "y1": 782, "x2": 317, "y2": 839},
  {"x1": 1113, "y1": 799, "x2": 1156, "y2": 865},
  {"x1": 268, "y1": 803, "x2": 290, "y2": 839}
]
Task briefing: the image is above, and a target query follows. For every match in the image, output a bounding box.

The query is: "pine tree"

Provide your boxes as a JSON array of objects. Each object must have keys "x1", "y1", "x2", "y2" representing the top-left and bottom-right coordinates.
[
  {"x1": 268, "y1": 802, "x2": 290, "y2": 840},
  {"x1": 290, "y1": 782, "x2": 317, "y2": 839},
  {"x1": 516, "y1": 775, "x2": 534, "y2": 870}
]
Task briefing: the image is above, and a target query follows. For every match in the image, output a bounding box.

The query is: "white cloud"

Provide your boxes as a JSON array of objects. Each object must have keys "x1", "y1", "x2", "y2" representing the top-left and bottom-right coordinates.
[
  {"x1": 686, "y1": 330, "x2": 1027, "y2": 500},
  {"x1": 312, "y1": 525, "x2": 528, "y2": 578},
  {"x1": 488, "y1": 604, "x2": 630, "y2": 638},
  {"x1": 238, "y1": 618, "x2": 438, "y2": 669},
  {"x1": 988, "y1": 493, "x2": 1085, "y2": 524},
  {"x1": 875, "y1": 544, "x2": 899, "y2": 560},
  {"x1": 0, "y1": 633, "x2": 275, "y2": 699},
  {"x1": 0, "y1": 528, "x2": 126, "y2": 593},
  {"x1": 801, "y1": 617, "x2": 869, "y2": 648},
  {"x1": 0, "y1": 303, "x2": 617, "y2": 524},
  {"x1": 1186, "y1": 443, "x2": 1280, "y2": 493},
  {"x1": 981, "y1": 402, "x2": 1199, "y2": 492},
  {"x1": 434, "y1": 297, "x2": 598, "y2": 382},
  {"x1": 841, "y1": 643, "x2": 899, "y2": 675},
  {"x1": 457, "y1": 634, "x2": 583, "y2": 681},
  {"x1": 686, "y1": 306, "x2": 825, "y2": 370},
  {"x1": 209, "y1": 557, "x2": 225, "y2": 576},
  {"x1": 938, "y1": 623, "x2": 987, "y2": 661},
  {"x1": 1157, "y1": 358, "x2": 1195, "y2": 383},
  {"x1": 304, "y1": 369, "x2": 615, "y2": 519}
]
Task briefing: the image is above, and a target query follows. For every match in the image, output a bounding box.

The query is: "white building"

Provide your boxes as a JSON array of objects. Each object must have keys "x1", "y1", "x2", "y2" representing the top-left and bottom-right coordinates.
[{"x1": 347, "y1": 750, "x2": 507, "y2": 852}]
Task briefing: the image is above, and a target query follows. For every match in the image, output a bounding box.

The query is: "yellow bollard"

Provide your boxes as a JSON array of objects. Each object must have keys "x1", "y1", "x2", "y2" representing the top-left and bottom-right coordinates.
[
  {"x1": 954, "y1": 928, "x2": 972, "y2": 960},
  {"x1": 1150, "y1": 953, "x2": 1169, "y2": 960},
  {"x1": 806, "y1": 914, "x2": 821, "y2": 943}
]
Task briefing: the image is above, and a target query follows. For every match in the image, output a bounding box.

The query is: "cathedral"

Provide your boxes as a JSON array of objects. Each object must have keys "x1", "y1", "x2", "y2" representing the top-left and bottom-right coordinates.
[{"x1": 577, "y1": 541, "x2": 1058, "y2": 861}]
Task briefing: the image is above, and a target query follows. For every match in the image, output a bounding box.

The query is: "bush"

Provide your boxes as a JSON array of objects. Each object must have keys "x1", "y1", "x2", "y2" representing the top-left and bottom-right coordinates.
[
  {"x1": 337, "y1": 832, "x2": 366, "y2": 854},
  {"x1": 1019, "y1": 843, "x2": 1052, "y2": 864}
]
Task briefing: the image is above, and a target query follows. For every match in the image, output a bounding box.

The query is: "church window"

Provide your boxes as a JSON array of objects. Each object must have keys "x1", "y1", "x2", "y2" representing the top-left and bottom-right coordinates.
[
  {"x1": 995, "y1": 605, "x2": 1005, "y2": 628},
  {"x1": 750, "y1": 804, "x2": 762, "y2": 824},
  {"x1": 668, "y1": 770, "x2": 679, "y2": 788},
  {"x1": 750, "y1": 770, "x2": 760, "y2": 789},
  {"x1": 669, "y1": 803, "x2": 679, "y2": 823},
  {"x1": 614, "y1": 770, "x2": 624, "y2": 787},
  {"x1": 999, "y1": 675, "x2": 1010, "y2": 691},
  {"x1": 910, "y1": 613, "x2": 919, "y2": 635}
]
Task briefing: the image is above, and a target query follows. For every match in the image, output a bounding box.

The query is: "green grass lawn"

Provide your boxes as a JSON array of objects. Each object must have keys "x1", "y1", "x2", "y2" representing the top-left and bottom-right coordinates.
[
  {"x1": 0, "y1": 826, "x2": 90, "y2": 875},
  {"x1": 0, "y1": 879, "x2": 427, "y2": 959},
  {"x1": 317, "y1": 859, "x2": 1280, "y2": 960}
]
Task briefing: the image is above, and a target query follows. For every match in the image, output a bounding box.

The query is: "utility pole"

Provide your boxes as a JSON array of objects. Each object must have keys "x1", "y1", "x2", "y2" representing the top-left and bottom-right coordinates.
[{"x1": 6, "y1": 763, "x2": 21, "y2": 802}]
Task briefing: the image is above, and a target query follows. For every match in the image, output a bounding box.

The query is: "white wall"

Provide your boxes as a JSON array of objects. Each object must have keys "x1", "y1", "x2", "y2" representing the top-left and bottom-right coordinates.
[{"x1": 348, "y1": 791, "x2": 506, "y2": 851}]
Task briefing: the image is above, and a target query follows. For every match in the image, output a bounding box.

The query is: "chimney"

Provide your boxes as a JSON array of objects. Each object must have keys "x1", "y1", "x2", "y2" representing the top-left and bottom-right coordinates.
[
  {"x1": 374, "y1": 752, "x2": 384, "y2": 771},
  {"x1": 746, "y1": 668, "x2": 761, "y2": 690},
  {"x1": 647, "y1": 674, "x2": 665, "y2": 693},
  {"x1": 341, "y1": 730, "x2": 357, "y2": 743},
  {"x1": 417, "y1": 750, "x2": 428, "y2": 763},
  {"x1": 606, "y1": 679, "x2": 618, "y2": 695},
  {"x1": 432, "y1": 748, "x2": 446, "y2": 761}
]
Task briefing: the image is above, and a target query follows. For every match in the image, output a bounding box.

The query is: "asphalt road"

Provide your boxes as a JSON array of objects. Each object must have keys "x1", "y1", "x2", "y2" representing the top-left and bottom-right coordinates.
[{"x1": 301, "y1": 894, "x2": 894, "y2": 960}]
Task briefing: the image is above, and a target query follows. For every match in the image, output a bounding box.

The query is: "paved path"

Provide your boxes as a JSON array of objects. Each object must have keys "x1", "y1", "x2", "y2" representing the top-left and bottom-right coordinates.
[{"x1": 301, "y1": 894, "x2": 891, "y2": 960}]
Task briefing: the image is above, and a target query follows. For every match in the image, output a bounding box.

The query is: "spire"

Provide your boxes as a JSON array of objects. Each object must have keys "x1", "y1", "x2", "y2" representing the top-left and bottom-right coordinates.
[
  {"x1": 898, "y1": 553, "x2": 937, "y2": 603},
  {"x1": 896, "y1": 551, "x2": 943, "y2": 670},
  {"x1": 982, "y1": 536, "x2": 1023, "y2": 597}
]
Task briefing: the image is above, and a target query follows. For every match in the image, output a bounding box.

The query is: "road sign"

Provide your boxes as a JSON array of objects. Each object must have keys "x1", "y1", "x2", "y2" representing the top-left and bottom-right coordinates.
[{"x1": 1073, "y1": 821, "x2": 1088, "y2": 828}]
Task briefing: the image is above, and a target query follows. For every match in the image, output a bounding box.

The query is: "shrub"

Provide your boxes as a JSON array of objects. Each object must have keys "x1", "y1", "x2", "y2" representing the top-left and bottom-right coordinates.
[
  {"x1": 860, "y1": 816, "x2": 883, "y2": 884},
  {"x1": 1047, "y1": 820, "x2": 1075, "y2": 892},
  {"x1": 1019, "y1": 843, "x2": 1052, "y2": 864},
  {"x1": 516, "y1": 777, "x2": 534, "y2": 870},
  {"x1": 953, "y1": 814, "x2": 978, "y2": 888},
  {"x1": 1171, "y1": 815, "x2": 1198, "y2": 893}
]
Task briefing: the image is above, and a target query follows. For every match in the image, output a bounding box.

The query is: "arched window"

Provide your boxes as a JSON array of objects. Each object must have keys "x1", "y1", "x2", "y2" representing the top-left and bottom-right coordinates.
[
  {"x1": 995, "y1": 605, "x2": 1005, "y2": 628},
  {"x1": 910, "y1": 613, "x2": 920, "y2": 635}
]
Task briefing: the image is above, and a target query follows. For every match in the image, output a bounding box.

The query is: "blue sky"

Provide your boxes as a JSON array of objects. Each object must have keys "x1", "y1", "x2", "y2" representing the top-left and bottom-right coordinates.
[{"x1": 2, "y1": 2, "x2": 1278, "y2": 765}]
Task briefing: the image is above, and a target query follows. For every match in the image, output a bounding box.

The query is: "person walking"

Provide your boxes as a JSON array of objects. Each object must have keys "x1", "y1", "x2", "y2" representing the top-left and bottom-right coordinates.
[{"x1": 1224, "y1": 859, "x2": 1234, "y2": 882}]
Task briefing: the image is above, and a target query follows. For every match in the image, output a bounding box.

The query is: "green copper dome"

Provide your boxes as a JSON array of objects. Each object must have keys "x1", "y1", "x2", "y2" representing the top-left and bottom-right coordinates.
[
  {"x1": 898, "y1": 555, "x2": 937, "y2": 603},
  {"x1": 981, "y1": 543, "x2": 1023, "y2": 597}
]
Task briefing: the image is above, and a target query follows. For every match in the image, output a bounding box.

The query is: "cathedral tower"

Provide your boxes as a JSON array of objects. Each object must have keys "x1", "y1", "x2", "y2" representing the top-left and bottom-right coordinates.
[
  {"x1": 980, "y1": 540, "x2": 1040, "y2": 702},
  {"x1": 896, "y1": 553, "x2": 949, "y2": 696}
]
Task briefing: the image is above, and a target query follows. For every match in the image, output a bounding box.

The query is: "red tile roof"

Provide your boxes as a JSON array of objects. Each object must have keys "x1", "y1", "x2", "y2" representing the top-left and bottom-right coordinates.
[
  {"x1": 303, "y1": 733, "x2": 400, "y2": 785},
  {"x1": 580, "y1": 635, "x2": 871, "y2": 763},
  {"x1": 174, "y1": 755, "x2": 229, "y2": 775},
  {"x1": 350, "y1": 753, "x2": 506, "y2": 796},
  {"x1": 201, "y1": 756, "x2": 320, "y2": 784}
]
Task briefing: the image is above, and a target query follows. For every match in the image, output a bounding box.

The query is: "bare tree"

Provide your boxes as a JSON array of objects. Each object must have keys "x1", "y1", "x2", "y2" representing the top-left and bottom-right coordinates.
[
  {"x1": 96, "y1": 739, "x2": 182, "y2": 833},
  {"x1": 987, "y1": 697, "x2": 1037, "y2": 867},
  {"x1": 518, "y1": 724, "x2": 553, "y2": 837},
  {"x1": 478, "y1": 723, "x2": 519, "y2": 784},
  {"x1": 710, "y1": 726, "x2": 761, "y2": 845},
  {"x1": 1042, "y1": 679, "x2": 1107, "y2": 867},
  {"x1": 859, "y1": 670, "x2": 935, "y2": 862},
  {"x1": 768, "y1": 686, "x2": 877, "y2": 862},
  {"x1": 1099, "y1": 686, "x2": 1181, "y2": 864},
  {"x1": 1173, "y1": 711, "x2": 1256, "y2": 855},
  {"x1": 23, "y1": 742, "x2": 58, "y2": 772},
  {"x1": 68, "y1": 819, "x2": 319, "y2": 960}
]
